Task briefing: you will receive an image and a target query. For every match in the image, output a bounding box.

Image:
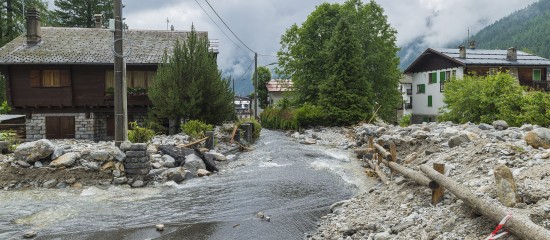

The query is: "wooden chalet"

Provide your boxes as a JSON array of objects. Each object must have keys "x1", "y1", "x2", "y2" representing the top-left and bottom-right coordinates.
[{"x1": 0, "y1": 9, "x2": 217, "y2": 140}]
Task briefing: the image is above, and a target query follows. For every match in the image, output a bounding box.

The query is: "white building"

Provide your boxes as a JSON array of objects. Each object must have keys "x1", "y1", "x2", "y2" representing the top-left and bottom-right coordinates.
[
  {"x1": 234, "y1": 96, "x2": 251, "y2": 119},
  {"x1": 404, "y1": 43, "x2": 550, "y2": 124},
  {"x1": 266, "y1": 79, "x2": 293, "y2": 106},
  {"x1": 397, "y1": 74, "x2": 413, "y2": 118}
]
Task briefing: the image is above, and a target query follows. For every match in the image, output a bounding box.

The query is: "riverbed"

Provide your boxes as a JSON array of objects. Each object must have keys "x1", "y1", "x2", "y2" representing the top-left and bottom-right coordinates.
[{"x1": 0, "y1": 129, "x2": 371, "y2": 240}]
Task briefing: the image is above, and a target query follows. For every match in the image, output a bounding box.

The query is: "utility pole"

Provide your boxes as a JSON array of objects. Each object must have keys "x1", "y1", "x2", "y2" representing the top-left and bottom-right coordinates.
[
  {"x1": 113, "y1": 0, "x2": 127, "y2": 147},
  {"x1": 254, "y1": 52, "x2": 258, "y2": 119}
]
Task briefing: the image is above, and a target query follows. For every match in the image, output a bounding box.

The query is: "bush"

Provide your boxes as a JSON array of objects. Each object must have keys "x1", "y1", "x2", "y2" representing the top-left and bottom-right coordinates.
[
  {"x1": 399, "y1": 114, "x2": 411, "y2": 127},
  {"x1": 181, "y1": 120, "x2": 213, "y2": 140},
  {"x1": 237, "y1": 118, "x2": 262, "y2": 140},
  {"x1": 260, "y1": 107, "x2": 298, "y2": 130},
  {"x1": 521, "y1": 90, "x2": 550, "y2": 126},
  {"x1": 294, "y1": 103, "x2": 325, "y2": 127},
  {"x1": 0, "y1": 101, "x2": 11, "y2": 114},
  {"x1": 128, "y1": 121, "x2": 155, "y2": 143},
  {"x1": 0, "y1": 130, "x2": 20, "y2": 152}
]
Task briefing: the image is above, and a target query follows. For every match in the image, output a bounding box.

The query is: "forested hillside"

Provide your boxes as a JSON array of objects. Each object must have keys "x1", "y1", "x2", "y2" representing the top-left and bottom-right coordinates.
[{"x1": 472, "y1": 0, "x2": 550, "y2": 58}]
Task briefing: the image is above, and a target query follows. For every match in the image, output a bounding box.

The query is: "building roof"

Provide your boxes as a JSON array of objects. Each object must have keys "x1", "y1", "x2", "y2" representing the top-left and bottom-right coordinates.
[
  {"x1": 0, "y1": 114, "x2": 25, "y2": 123},
  {"x1": 266, "y1": 79, "x2": 293, "y2": 92},
  {"x1": 404, "y1": 47, "x2": 550, "y2": 73},
  {"x1": 0, "y1": 27, "x2": 217, "y2": 65}
]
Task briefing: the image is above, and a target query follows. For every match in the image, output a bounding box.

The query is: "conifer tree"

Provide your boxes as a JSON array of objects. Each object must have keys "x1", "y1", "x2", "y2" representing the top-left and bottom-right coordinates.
[{"x1": 53, "y1": 0, "x2": 113, "y2": 28}]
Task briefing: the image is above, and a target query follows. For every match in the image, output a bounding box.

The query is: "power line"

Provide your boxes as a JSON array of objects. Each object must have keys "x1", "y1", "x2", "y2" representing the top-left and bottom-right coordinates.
[
  {"x1": 193, "y1": 0, "x2": 251, "y2": 56},
  {"x1": 204, "y1": 0, "x2": 255, "y2": 53},
  {"x1": 238, "y1": 59, "x2": 255, "y2": 81}
]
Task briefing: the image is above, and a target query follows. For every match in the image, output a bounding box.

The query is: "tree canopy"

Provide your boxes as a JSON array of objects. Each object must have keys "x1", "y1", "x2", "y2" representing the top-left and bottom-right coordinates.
[
  {"x1": 0, "y1": 0, "x2": 51, "y2": 47},
  {"x1": 277, "y1": 0, "x2": 401, "y2": 124},
  {"x1": 252, "y1": 66, "x2": 271, "y2": 109},
  {"x1": 53, "y1": 0, "x2": 113, "y2": 28},
  {"x1": 148, "y1": 25, "x2": 234, "y2": 134}
]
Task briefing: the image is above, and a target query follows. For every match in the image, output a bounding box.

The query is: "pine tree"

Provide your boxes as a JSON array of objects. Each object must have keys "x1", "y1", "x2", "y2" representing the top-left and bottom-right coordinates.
[
  {"x1": 0, "y1": 0, "x2": 51, "y2": 47},
  {"x1": 148, "y1": 25, "x2": 234, "y2": 134},
  {"x1": 53, "y1": 0, "x2": 113, "y2": 28},
  {"x1": 252, "y1": 66, "x2": 271, "y2": 108}
]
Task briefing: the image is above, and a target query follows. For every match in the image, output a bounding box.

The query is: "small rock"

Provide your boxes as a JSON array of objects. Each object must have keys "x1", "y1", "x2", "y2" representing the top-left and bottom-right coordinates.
[
  {"x1": 131, "y1": 180, "x2": 145, "y2": 188},
  {"x1": 34, "y1": 161, "x2": 43, "y2": 168},
  {"x1": 492, "y1": 120, "x2": 509, "y2": 130},
  {"x1": 113, "y1": 177, "x2": 128, "y2": 185},
  {"x1": 119, "y1": 141, "x2": 132, "y2": 152},
  {"x1": 478, "y1": 123, "x2": 495, "y2": 131},
  {"x1": 101, "y1": 161, "x2": 115, "y2": 171},
  {"x1": 151, "y1": 162, "x2": 162, "y2": 169},
  {"x1": 520, "y1": 124, "x2": 533, "y2": 132},
  {"x1": 50, "y1": 152, "x2": 78, "y2": 168},
  {"x1": 448, "y1": 134, "x2": 470, "y2": 148},
  {"x1": 23, "y1": 230, "x2": 37, "y2": 238},
  {"x1": 65, "y1": 177, "x2": 76, "y2": 184},
  {"x1": 197, "y1": 169, "x2": 211, "y2": 177},
  {"x1": 411, "y1": 130, "x2": 428, "y2": 139},
  {"x1": 56, "y1": 182, "x2": 68, "y2": 189},
  {"x1": 70, "y1": 182, "x2": 83, "y2": 189},
  {"x1": 302, "y1": 138, "x2": 317, "y2": 145},
  {"x1": 91, "y1": 150, "x2": 112, "y2": 162},
  {"x1": 42, "y1": 179, "x2": 58, "y2": 188},
  {"x1": 525, "y1": 128, "x2": 550, "y2": 149},
  {"x1": 16, "y1": 160, "x2": 31, "y2": 168},
  {"x1": 156, "y1": 224, "x2": 164, "y2": 231},
  {"x1": 256, "y1": 212, "x2": 265, "y2": 219}
]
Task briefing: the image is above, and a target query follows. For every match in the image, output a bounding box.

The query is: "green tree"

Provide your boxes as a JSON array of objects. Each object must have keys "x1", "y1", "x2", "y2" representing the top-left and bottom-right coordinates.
[
  {"x1": 148, "y1": 25, "x2": 234, "y2": 134},
  {"x1": 0, "y1": 0, "x2": 52, "y2": 47},
  {"x1": 319, "y1": 18, "x2": 371, "y2": 125},
  {"x1": 439, "y1": 72, "x2": 525, "y2": 126},
  {"x1": 252, "y1": 66, "x2": 271, "y2": 108},
  {"x1": 277, "y1": 0, "x2": 400, "y2": 124},
  {"x1": 53, "y1": 0, "x2": 113, "y2": 28}
]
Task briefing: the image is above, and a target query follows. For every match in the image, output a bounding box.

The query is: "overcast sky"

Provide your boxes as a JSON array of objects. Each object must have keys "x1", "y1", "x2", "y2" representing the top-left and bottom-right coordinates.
[{"x1": 47, "y1": 0, "x2": 538, "y2": 93}]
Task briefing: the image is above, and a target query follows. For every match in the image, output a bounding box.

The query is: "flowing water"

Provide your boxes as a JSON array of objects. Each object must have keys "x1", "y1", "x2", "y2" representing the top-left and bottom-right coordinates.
[{"x1": 0, "y1": 130, "x2": 371, "y2": 240}]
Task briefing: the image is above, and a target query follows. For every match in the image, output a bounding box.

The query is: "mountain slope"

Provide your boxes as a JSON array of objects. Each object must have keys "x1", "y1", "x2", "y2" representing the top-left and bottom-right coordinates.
[{"x1": 472, "y1": 0, "x2": 550, "y2": 58}]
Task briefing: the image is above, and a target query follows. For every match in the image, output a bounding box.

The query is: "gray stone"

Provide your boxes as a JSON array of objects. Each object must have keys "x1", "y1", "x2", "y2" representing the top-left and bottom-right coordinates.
[
  {"x1": 366, "y1": 223, "x2": 377, "y2": 231},
  {"x1": 492, "y1": 120, "x2": 509, "y2": 130},
  {"x1": 374, "y1": 231, "x2": 390, "y2": 240},
  {"x1": 478, "y1": 123, "x2": 494, "y2": 131},
  {"x1": 130, "y1": 143, "x2": 148, "y2": 151},
  {"x1": 520, "y1": 124, "x2": 534, "y2": 132},
  {"x1": 65, "y1": 177, "x2": 76, "y2": 184},
  {"x1": 448, "y1": 134, "x2": 470, "y2": 148},
  {"x1": 56, "y1": 182, "x2": 69, "y2": 189},
  {"x1": 34, "y1": 161, "x2": 43, "y2": 168},
  {"x1": 156, "y1": 224, "x2": 165, "y2": 231},
  {"x1": 50, "y1": 153, "x2": 78, "y2": 167},
  {"x1": 113, "y1": 177, "x2": 128, "y2": 184},
  {"x1": 183, "y1": 154, "x2": 206, "y2": 173},
  {"x1": 439, "y1": 127, "x2": 459, "y2": 138},
  {"x1": 119, "y1": 141, "x2": 132, "y2": 152},
  {"x1": 525, "y1": 128, "x2": 550, "y2": 149},
  {"x1": 110, "y1": 148, "x2": 126, "y2": 161},
  {"x1": 206, "y1": 151, "x2": 227, "y2": 161},
  {"x1": 82, "y1": 161, "x2": 100, "y2": 170},
  {"x1": 411, "y1": 130, "x2": 428, "y2": 139},
  {"x1": 162, "y1": 154, "x2": 175, "y2": 163},
  {"x1": 43, "y1": 179, "x2": 58, "y2": 188},
  {"x1": 91, "y1": 150, "x2": 112, "y2": 162},
  {"x1": 494, "y1": 164, "x2": 519, "y2": 207},
  {"x1": 126, "y1": 151, "x2": 145, "y2": 157},
  {"x1": 131, "y1": 180, "x2": 145, "y2": 188},
  {"x1": 51, "y1": 147, "x2": 65, "y2": 160},
  {"x1": 151, "y1": 162, "x2": 162, "y2": 169},
  {"x1": 165, "y1": 167, "x2": 188, "y2": 183},
  {"x1": 23, "y1": 230, "x2": 37, "y2": 238},
  {"x1": 197, "y1": 169, "x2": 211, "y2": 177},
  {"x1": 424, "y1": 146, "x2": 439, "y2": 155},
  {"x1": 302, "y1": 138, "x2": 317, "y2": 145},
  {"x1": 0, "y1": 141, "x2": 9, "y2": 153},
  {"x1": 14, "y1": 139, "x2": 55, "y2": 163},
  {"x1": 112, "y1": 170, "x2": 121, "y2": 177},
  {"x1": 16, "y1": 160, "x2": 31, "y2": 168},
  {"x1": 125, "y1": 168, "x2": 150, "y2": 175}
]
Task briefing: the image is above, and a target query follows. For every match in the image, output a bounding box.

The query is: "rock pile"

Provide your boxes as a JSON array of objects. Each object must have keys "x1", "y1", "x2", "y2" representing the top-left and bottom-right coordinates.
[{"x1": 304, "y1": 121, "x2": 550, "y2": 239}]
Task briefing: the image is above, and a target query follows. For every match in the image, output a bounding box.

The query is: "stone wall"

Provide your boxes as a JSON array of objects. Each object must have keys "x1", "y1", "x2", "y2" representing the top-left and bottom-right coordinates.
[
  {"x1": 94, "y1": 114, "x2": 110, "y2": 142},
  {"x1": 411, "y1": 114, "x2": 437, "y2": 124},
  {"x1": 26, "y1": 113, "x2": 97, "y2": 141},
  {"x1": 123, "y1": 143, "x2": 150, "y2": 179}
]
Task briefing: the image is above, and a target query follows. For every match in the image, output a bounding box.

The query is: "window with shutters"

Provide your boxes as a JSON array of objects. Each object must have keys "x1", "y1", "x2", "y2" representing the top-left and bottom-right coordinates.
[
  {"x1": 428, "y1": 95, "x2": 433, "y2": 107},
  {"x1": 30, "y1": 70, "x2": 71, "y2": 88},
  {"x1": 417, "y1": 84, "x2": 425, "y2": 94},
  {"x1": 428, "y1": 72, "x2": 437, "y2": 84},
  {"x1": 533, "y1": 69, "x2": 542, "y2": 81}
]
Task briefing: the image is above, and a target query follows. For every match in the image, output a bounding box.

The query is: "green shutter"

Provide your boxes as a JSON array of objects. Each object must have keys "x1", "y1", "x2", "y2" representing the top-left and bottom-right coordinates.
[
  {"x1": 428, "y1": 95, "x2": 432, "y2": 107},
  {"x1": 534, "y1": 69, "x2": 541, "y2": 81},
  {"x1": 440, "y1": 71, "x2": 446, "y2": 82},
  {"x1": 431, "y1": 72, "x2": 437, "y2": 83}
]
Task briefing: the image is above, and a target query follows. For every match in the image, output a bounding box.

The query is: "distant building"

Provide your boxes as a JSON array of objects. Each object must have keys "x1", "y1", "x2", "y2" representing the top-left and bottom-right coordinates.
[
  {"x1": 397, "y1": 74, "x2": 412, "y2": 119},
  {"x1": 234, "y1": 96, "x2": 251, "y2": 119},
  {"x1": 266, "y1": 79, "x2": 293, "y2": 106},
  {"x1": 404, "y1": 43, "x2": 550, "y2": 124}
]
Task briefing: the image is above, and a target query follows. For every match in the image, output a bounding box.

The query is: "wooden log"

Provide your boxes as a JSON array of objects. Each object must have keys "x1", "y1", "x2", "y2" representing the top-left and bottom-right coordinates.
[
  {"x1": 373, "y1": 143, "x2": 392, "y2": 161},
  {"x1": 431, "y1": 163, "x2": 445, "y2": 205},
  {"x1": 179, "y1": 136, "x2": 209, "y2": 148},
  {"x1": 420, "y1": 165, "x2": 550, "y2": 240},
  {"x1": 229, "y1": 125, "x2": 239, "y2": 143},
  {"x1": 366, "y1": 159, "x2": 389, "y2": 185},
  {"x1": 381, "y1": 159, "x2": 431, "y2": 187}
]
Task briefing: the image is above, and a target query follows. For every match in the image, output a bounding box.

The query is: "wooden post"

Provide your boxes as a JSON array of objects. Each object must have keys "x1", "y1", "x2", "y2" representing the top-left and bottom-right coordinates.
[
  {"x1": 430, "y1": 163, "x2": 445, "y2": 205},
  {"x1": 389, "y1": 143, "x2": 397, "y2": 179},
  {"x1": 368, "y1": 136, "x2": 374, "y2": 149},
  {"x1": 205, "y1": 131, "x2": 214, "y2": 149}
]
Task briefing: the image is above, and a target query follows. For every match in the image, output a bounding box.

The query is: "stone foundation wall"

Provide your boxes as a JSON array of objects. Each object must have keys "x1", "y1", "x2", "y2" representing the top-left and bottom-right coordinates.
[
  {"x1": 26, "y1": 113, "x2": 97, "y2": 141},
  {"x1": 411, "y1": 114, "x2": 437, "y2": 124}
]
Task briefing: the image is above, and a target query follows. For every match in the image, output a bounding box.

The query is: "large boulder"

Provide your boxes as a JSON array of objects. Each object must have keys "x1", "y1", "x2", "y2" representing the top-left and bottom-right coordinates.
[
  {"x1": 50, "y1": 152, "x2": 78, "y2": 167},
  {"x1": 448, "y1": 134, "x2": 470, "y2": 148},
  {"x1": 14, "y1": 139, "x2": 55, "y2": 163},
  {"x1": 158, "y1": 145, "x2": 194, "y2": 166},
  {"x1": 525, "y1": 128, "x2": 550, "y2": 149},
  {"x1": 492, "y1": 120, "x2": 509, "y2": 130},
  {"x1": 183, "y1": 154, "x2": 206, "y2": 173}
]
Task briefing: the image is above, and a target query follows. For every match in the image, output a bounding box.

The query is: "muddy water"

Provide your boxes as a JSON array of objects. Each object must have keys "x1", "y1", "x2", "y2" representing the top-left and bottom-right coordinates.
[{"x1": 0, "y1": 130, "x2": 371, "y2": 240}]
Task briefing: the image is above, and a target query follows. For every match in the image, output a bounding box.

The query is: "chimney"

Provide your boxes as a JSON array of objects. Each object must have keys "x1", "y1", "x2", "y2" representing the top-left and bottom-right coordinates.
[
  {"x1": 507, "y1": 47, "x2": 517, "y2": 61},
  {"x1": 469, "y1": 41, "x2": 476, "y2": 50},
  {"x1": 459, "y1": 45, "x2": 466, "y2": 59},
  {"x1": 94, "y1": 14, "x2": 103, "y2": 28},
  {"x1": 25, "y1": 8, "x2": 41, "y2": 45}
]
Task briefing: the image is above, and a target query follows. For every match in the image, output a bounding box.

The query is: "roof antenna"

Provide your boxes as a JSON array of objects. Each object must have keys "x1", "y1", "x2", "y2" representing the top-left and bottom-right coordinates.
[{"x1": 467, "y1": 28, "x2": 469, "y2": 46}]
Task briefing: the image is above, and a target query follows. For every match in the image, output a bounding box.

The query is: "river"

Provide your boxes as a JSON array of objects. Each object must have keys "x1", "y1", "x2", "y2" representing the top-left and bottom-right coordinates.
[{"x1": 0, "y1": 129, "x2": 370, "y2": 240}]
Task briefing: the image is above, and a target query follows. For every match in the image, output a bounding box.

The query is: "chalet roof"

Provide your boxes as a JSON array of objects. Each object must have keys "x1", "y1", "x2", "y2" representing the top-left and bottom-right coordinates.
[
  {"x1": 0, "y1": 27, "x2": 216, "y2": 65},
  {"x1": 404, "y1": 48, "x2": 550, "y2": 73},
  {"x1": 266, "y1": 79, "x2": 293, "y2": 92}
]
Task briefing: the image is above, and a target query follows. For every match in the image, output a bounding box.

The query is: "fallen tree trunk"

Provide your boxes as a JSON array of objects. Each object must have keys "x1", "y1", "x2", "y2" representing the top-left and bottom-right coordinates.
[
  {"x1": 179, "y1": 136, "x2": 209, "y2": 148},
  {"x1": 420, "y1": 165, "x2": 550, "y2": 240},
  {"x1": 373, "y1": 143, "x2": 392, "y2": 161},
  {"x1": 382, "y1": 159, "x2": 431, "y2": 187}
]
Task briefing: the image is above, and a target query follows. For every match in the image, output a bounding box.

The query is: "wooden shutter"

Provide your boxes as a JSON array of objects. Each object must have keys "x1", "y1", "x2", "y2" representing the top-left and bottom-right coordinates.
[
  {"x1": 533, "y1": 69, "x2": 541, "y2": 81},
  {"x1": 428, "y1": 95, "x2": 433, "y2": 107},
  {"x1": 431, "y1": 72, "x2": 437, "y2": 83},
  {"x1": 60, "y1": 70, "x2": 71, "y2": 87},
  {"x1": 440, "y1": 71, "x2": 446, "y2": 82},
  {"x1": 30, "y1": 70, "x2": 41, "y2": 87}
]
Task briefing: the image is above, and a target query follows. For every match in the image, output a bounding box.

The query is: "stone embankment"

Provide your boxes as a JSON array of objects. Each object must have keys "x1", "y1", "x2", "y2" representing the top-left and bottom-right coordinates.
[
  {"x1": 0, "y1": 125, "x2": 239, "y2": 190},
  {"x1": 291, "y1": 121, "x2": 550, "y2": 240}
]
